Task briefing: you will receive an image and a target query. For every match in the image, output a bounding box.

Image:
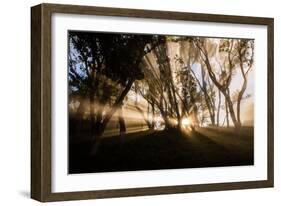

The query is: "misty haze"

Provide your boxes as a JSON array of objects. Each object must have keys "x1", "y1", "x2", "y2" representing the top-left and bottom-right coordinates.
[{"x1": 68, "y1": 31, "x2": 254, "y2": 173}]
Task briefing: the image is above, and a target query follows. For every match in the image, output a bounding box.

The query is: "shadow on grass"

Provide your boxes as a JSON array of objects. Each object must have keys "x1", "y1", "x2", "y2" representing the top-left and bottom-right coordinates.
[{"x1": 69, "y1": 127, "x2": 254, "y2": 174}]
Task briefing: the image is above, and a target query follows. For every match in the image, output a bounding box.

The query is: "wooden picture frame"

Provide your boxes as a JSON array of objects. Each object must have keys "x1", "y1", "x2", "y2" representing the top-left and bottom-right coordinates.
[{"x1": 31, "y1": 3, "x2": 274, "y2": 202}]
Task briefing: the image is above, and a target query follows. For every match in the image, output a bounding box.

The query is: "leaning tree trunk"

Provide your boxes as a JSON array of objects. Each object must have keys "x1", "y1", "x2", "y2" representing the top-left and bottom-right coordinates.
[
  {"x1": 90, "y1": 78, "x2": 135, "y2": 155},
  {"x1": 194, "y1": 39, "x2": 240, "y2": 128},
  {"x1": 204, "y1": 61, "x2": 239, "y2": 128}
]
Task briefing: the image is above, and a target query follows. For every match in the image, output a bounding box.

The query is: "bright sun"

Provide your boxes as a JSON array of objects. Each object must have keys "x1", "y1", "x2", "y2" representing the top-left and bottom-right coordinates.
[{"x1": 181, "y1": 118, "x2": 190, "y2": 126}]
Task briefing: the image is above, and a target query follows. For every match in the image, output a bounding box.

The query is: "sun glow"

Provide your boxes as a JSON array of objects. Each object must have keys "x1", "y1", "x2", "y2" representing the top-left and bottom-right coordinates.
[{"x1": 181, "y1": 118, "x2": 191, "y2": 127}]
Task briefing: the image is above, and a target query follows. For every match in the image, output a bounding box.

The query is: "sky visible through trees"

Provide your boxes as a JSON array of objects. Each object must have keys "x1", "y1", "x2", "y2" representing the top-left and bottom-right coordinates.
[{"x1": 68, "y1": 31, "x2": 254, "y2": 172}]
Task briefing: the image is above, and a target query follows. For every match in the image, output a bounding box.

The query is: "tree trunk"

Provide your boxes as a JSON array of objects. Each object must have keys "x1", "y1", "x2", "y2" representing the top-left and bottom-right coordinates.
[
  {"x1": 206, "y1": 96, "x2": 215, "y2": 126},
  {"x1": 236, "y1": 43, "x2": 252, "y2": 127},
  {"x1": 204, "y1": 61, "x2": 239, "y2": 128},
  {"x1": 118, "y1": 106, "x2": 126, "y2": 143},
  {"x1": 200, "y1": 67, "x2": 215, "y2": 126},
  {"x1": 237, "y1": 77, "x2": 247, "y2": 125},
  {"x1": 172, "y1": 90, "x2": 181, "y2": 129},
  {"x1": 194, "y1": 40, "x2": 240, "y2": 128},
  {"x1": 225, "y1": 97, "x2": 229, "y2": 127},
  {"x1": 134, "y1": 86, "x2": 153, "y2": 129},
  {"x1": 192, "y1": 105, "x2": 200, "y2": 127},
  {"x1": 217, "y1": 91, "x2": 221, "y2": 126},
  {"x1": 90, "y1": 78, "x2": 135, "y2": 155},
  {"x1": 223, "y1": 91, "x2": 239, "y2": 128},
  {"x1": 158, "y1": 105, "x2": 173, "y2": 129},
  {"x1": 169, "y1": 78, "x2": 181, "y2": 129}
]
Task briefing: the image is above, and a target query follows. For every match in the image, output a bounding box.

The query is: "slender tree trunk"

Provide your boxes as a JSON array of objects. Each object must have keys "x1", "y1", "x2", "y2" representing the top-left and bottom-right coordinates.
[
  {"x1": 171, "y1": 86, "x2": 181, "y2": 129},
  {"x1": 134, "y1": 85, "x2": 153, "y2": 129},
  {"x1": 160, "y1": 110, "x2": 172, "y2": 129},
  {"x1": 159, "y1": 99, "x2": 172, "y2": 129},
  {"x1": 206, "y1": 100, "x2": 215, "y2": 126},
  {"x1": 200, "y1": 67, "x2": 215, "y2": 126},
  {"x1": 224, "y1": 93, "x2": 239, "y2": 128},
  {"x1": 168, "y1": 73, "x2": 181, "y2": 129},
  {"x1": 225, "y1": 97, "x2": 229, "y2": 127},
  {"x1": 192, "y1": 105, "x2": 199, "y2": 129},
  {"x1": 217, "y1": 91, "x2": 221, "y2": 126},
  {"x1": 237, "y1": 77, "x2": 247, "y2": 126},
  {"x1": 200, "y1": 82, "x2": 215, "y2": 126},
  {"x1": 205, "y1": 61, "x2": 239, "y2": 128},
  {"x1": 118, "y1": 106, "x2": 126, "y2": 143},
  {"x1": 194, "y1": 40, "x2": 240, "y2": 128},
  {"x1": 236, "y1": 43, "x2": 253, "y2": 127},
  {"x1": 90, "y1": 78, "x2": 135, "y2": 155}
]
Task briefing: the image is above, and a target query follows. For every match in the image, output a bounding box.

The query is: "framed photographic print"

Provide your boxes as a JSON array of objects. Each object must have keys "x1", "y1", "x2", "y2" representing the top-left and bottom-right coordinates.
[{"x1": 31, "y1": 3, "x2": 274, "y2": 202}]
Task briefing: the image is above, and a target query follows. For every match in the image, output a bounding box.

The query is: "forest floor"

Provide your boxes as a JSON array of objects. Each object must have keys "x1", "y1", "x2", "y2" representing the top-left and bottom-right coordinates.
[{"x1": 69, "y1": 126, "x2": 254, "y2": 174}]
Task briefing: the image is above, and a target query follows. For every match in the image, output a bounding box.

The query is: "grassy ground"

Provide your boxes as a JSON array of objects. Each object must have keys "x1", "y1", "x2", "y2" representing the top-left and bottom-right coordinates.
[{"x1": 69, "y1": 126, "x2": 254, "y2": 174}]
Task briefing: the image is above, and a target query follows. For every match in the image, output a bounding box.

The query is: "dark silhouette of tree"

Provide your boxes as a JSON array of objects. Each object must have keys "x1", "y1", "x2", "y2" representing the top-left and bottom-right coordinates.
[
  {"x1": 69, "y1": 32, "x2": 254, "y2": 157},
  {"x1": 138, "y1": 38, "x2": 202, "y2": 130},
  {"x1": 68, "y1": 32, "x2": 162, "y2": 154}
]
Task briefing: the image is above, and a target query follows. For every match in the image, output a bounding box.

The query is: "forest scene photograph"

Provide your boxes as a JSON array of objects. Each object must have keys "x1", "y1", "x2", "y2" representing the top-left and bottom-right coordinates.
[{"x1": 68, "y1": 31, "x2": 254, "y2": 174}]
